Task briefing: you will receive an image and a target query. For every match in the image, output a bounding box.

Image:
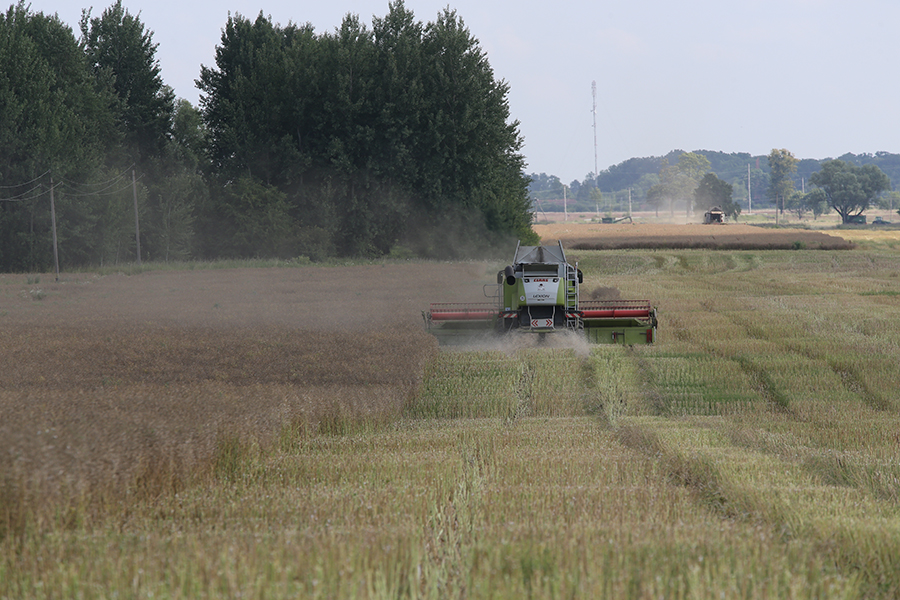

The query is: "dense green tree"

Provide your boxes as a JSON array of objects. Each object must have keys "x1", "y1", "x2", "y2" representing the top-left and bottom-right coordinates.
[
  {"x1": 694, "y1": 173, "x2": 738, "y2": 219},
  {"x1": 767, "y1": 148, "x2": 798, "y2": 215},
  {"x1": 0, "y1": 2, "x2": 121, "y2": 272},
  {"x1": 80, "y1": 0, "x2": 174, "y2": 162},
  {"x1": 794, "y1": 188, "x2": 829, "y2": 220},
  {"x1": 809, "y1": 160, "x2": 891, "y2": 224},
  {"x1": 197, "y1": 1, "x2": 533, "y2": 259}
]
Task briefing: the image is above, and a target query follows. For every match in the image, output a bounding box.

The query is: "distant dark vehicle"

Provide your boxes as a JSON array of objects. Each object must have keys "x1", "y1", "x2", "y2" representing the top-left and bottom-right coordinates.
[
  {"x1": 846, "y1": 215, "x2": 867, "y2": 224},
  {"x1": 703, "y1": 207, "x2": 725, "y2": 224},
  {"x1": 873, "y1": 216, "x2": 891, "y2": 225}
]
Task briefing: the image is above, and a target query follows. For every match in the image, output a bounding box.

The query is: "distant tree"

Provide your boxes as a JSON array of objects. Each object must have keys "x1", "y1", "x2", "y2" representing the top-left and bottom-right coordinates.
[
  {"x1": 676, "y1": 152, "x2": 712, "y2": 186},
  {"x1": 651, "y1": 158, "x2": 679, "y2": 216},
  {"x1": 634, "y1": 173, "x2": 659, "y2": 196},
  {"x1": 784, "y1": 188, "x2": 829, "y2": 221},
  {"x1": 801, "y1": 188, "x2": 829, "y2": 220},
  {"x1": 528, "y1": 173, "x2": 563, "y2": 196},
  {"x1": 809, "y1": 160, "x2": 891, "y2": 224},
  {"x1": 652, "y1": 153, "x2": 710, "y2": 216},
  {"x1": 785, "y1": 190, "x2": 816, "y2": 220},
  {"x1": 589, "y1": 187, "x2": 603, "y2": 215},
  {"x1": 645, "y1": 184, "x2": 667, "y2": 217},
  {"x1": 576, "y1": 173, "x2": 597, "y2": 203},
  {"x1": 694, "y1": 173, "x2": 739, "y2": 220},
  {"x1": 767, "y1": 148, "x2": 798, "y2": 215},
  {"x1": 875, "y1": 190, "x2": 900, "y2": 213}
]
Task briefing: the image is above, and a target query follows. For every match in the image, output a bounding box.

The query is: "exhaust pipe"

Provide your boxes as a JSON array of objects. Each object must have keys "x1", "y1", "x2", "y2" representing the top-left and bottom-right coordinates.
[{"x1": 504, "y1": 265, "x2": 516, "y2": 285}]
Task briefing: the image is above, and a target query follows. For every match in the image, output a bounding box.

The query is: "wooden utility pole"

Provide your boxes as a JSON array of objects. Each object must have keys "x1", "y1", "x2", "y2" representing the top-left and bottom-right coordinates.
[
  {"x1": 747, "y1": 164, "x2": 752, "y2": 215},
  {"x1": 49, "y1": 176, "x2": 60, "y2": 282},
  {"x1": 132, "y1": 169, "x2": 141, "y2": 265}
]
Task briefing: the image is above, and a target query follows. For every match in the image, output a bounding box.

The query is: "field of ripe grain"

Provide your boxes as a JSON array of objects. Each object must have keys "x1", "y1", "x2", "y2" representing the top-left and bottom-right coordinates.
[
  {"x1": 534, "y1": 222, "x2": 855, "y2": 250},
  {"x1": 0, "y1": 262, "x2": 504, "y2": 508},
  {"x1": 3, "y1": 245, "x2": 900, "y2": 598}
]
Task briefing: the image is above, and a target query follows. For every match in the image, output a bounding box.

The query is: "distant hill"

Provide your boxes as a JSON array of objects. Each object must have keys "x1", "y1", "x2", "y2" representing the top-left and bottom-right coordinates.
[{"x1": 529, "y1": 150, "x2": 900, "y2": 211}]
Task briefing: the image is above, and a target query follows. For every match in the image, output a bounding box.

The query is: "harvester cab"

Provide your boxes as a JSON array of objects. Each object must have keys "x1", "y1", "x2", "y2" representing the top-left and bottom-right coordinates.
[
  {"x1": 703, "y1": 207, "x2": 725, "y2": 224},
  {"x1": 424, "y1": 241, "x2": 658, "y2": 346}
]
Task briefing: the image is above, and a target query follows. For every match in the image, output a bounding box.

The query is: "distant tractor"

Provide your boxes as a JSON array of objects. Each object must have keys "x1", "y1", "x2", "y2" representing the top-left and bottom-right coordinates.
[
  {"x1": 424, "y1": 241, "x2": 658, "y2": 346},
  {"x1": 601, "y1": 215, "x2": 633, "y2": 224},
  {"x1": 703, "y1": 207, "x2": 725, "y2": 224}
]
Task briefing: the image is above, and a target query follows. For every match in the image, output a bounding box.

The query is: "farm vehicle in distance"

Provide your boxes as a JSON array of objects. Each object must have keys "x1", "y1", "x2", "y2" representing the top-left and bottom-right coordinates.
[
  {"x1": 703, "y1": 207, "x2": 725, "y2": 224},
  {"x1": 424, "y1": 241, "x2": 658, "y2": 346}
]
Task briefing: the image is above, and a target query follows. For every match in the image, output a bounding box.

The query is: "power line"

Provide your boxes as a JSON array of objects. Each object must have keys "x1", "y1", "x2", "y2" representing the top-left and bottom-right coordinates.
[
  {"x1": 59, "y1": 174, "x2": 143, "y2": 198},
  {"x1": 0, "y1": 183, "x2": 51, "y2": 202},
  {"x1": 0, "y1": 170, "x2": 50, "y2": 189},
  {"x1": 56, "y1": 164, "x2": 135, "y2": 191},
  {"x1": 0, "y1": 167, "x2": 144, "y2": 201}
]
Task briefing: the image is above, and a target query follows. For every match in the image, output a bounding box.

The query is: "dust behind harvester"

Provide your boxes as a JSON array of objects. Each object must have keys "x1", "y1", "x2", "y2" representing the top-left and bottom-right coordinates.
[{"x1": 424, "y1": 241, "x2": 658, "y2": 346}]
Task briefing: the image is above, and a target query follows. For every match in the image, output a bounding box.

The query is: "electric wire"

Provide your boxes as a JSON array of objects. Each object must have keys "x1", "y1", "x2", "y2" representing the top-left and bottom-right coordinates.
[
  {"x1": 59, "y1": 174, "x2": 142, "y2": 198},
  {"x1": 0, "y1": 183, "x2": 52, "y2": 202},
  {"x1": 0, "y1": 170, "x2": 50, "y2": 189},
  {"x1": 0, "y1": 168, "x2": 144, "y2": 202},
  {"x1": 56, "y1": 164, "x2": 134, "y2": 191}
]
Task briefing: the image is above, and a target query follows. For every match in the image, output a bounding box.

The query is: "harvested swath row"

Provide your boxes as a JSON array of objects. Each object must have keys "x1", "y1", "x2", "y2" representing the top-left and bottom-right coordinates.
[
  {"x1": 0, "y1": 324, "x2": 437, "y2": 535},
  {"x1": 566, "y1": 230, "x2": 853, "y2": 250},
  {"x1": 535, "y1": 223, "x2": 855, "y2": 250}
]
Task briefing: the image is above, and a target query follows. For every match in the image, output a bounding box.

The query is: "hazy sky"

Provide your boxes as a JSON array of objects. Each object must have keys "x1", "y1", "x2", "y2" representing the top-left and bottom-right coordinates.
[{"x1": 33, "y1": 0, "x2": 900, "y2": 184}]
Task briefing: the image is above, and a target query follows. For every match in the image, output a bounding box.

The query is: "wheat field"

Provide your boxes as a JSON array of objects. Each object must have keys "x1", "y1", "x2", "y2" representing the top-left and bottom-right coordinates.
[{"x1": 3, "y1": 227, "x2": 900, "y2": 598}]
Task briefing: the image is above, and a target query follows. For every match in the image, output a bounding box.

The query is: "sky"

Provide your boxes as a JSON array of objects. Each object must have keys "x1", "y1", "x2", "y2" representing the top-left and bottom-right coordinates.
[{"x1": 32, "y1": 0, "x2": 900, "y2": 184}]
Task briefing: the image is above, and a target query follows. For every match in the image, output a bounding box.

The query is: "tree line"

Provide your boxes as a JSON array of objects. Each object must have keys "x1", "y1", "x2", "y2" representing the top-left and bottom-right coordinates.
[
  {"x1": 530, "y1": 150, "x2": 896, "y2": 223},
  {"x1": 0, "y1": 0, "x2": 536, "y2": 273}
]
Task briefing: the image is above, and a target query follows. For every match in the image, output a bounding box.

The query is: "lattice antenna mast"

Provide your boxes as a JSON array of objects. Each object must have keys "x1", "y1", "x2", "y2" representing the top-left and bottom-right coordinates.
[{"x1": 591, "y1": 81, "x2": 598, "y2": 179}]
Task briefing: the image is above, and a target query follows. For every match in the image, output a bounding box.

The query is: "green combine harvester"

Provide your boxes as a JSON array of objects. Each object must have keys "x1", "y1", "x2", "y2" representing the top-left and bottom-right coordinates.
[{"x1": 424, "y1": 241, "x2": 658, "y2": 345}]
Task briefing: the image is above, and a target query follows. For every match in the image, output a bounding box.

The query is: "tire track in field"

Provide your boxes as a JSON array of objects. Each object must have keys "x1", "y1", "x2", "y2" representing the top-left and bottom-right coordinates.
[
  {"x1": 722, "y1": 308, "x2": 894, "y2": 412},
  {"x1": 654, "y1": 312, "x2": 791, "y2": 415},
  {"x1": 618, "y1": 304, "x2": 900, "y2": 597},
  {"x1": 614, "y1": 417, "x2": 900, "y2": 598}
]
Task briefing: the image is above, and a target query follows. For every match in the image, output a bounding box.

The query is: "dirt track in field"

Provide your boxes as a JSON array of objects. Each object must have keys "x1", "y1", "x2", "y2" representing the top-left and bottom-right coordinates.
[{"x1": 534, "y1": 222, "x2": 854, "y2": 250}]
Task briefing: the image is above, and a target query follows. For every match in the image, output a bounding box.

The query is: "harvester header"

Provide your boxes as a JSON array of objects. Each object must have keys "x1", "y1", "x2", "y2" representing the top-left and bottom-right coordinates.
[{"x1": 424, "y1": 241, "x2": 658, "y2": 345}]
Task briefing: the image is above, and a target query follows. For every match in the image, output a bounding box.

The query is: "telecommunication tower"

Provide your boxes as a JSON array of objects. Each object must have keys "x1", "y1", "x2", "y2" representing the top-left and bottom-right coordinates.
[{"x1": 591, "y1": 81, "x2": 598, "y2": 179}]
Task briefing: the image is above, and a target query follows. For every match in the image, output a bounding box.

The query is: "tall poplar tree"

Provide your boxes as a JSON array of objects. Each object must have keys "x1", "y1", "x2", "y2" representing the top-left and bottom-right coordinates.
[
  {"x1": 767, "y1": 148, "x2": 799, "y2": 215},
  {"x1": 197, "y1": 1, "x2": 535, "y2": 259},
  {"x1": 80, "y1": 0, "x2": 174, "y2": 163}
]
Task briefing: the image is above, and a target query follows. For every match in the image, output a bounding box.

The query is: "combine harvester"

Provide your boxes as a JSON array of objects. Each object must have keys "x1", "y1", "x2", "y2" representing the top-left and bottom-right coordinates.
[{"x1": 424, "y1": 241, "x2": 658, "y2": 346}]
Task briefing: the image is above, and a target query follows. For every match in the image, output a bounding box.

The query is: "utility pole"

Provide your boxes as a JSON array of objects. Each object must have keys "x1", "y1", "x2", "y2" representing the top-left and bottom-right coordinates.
[
  {"x1": 747, "y1": 163, "x2": 752, "y2": 215},
  {"x1": 132, "y1": 169, "x2": 141, "y2": 265},
  {"x1": 564, "y1": 185, "x2": 568, "y2": 221},
  {"x1": 49, "y1": 175, "x2": 60, "y2": 282},
  {"x1": 591, "y1": 81, "x2": 598, "y2": 181}
]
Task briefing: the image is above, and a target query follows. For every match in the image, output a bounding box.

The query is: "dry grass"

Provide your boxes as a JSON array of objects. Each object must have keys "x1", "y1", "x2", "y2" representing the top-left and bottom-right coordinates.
[{"x1": 0, "y1": 265, "x2": 451, "y2": 541}]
